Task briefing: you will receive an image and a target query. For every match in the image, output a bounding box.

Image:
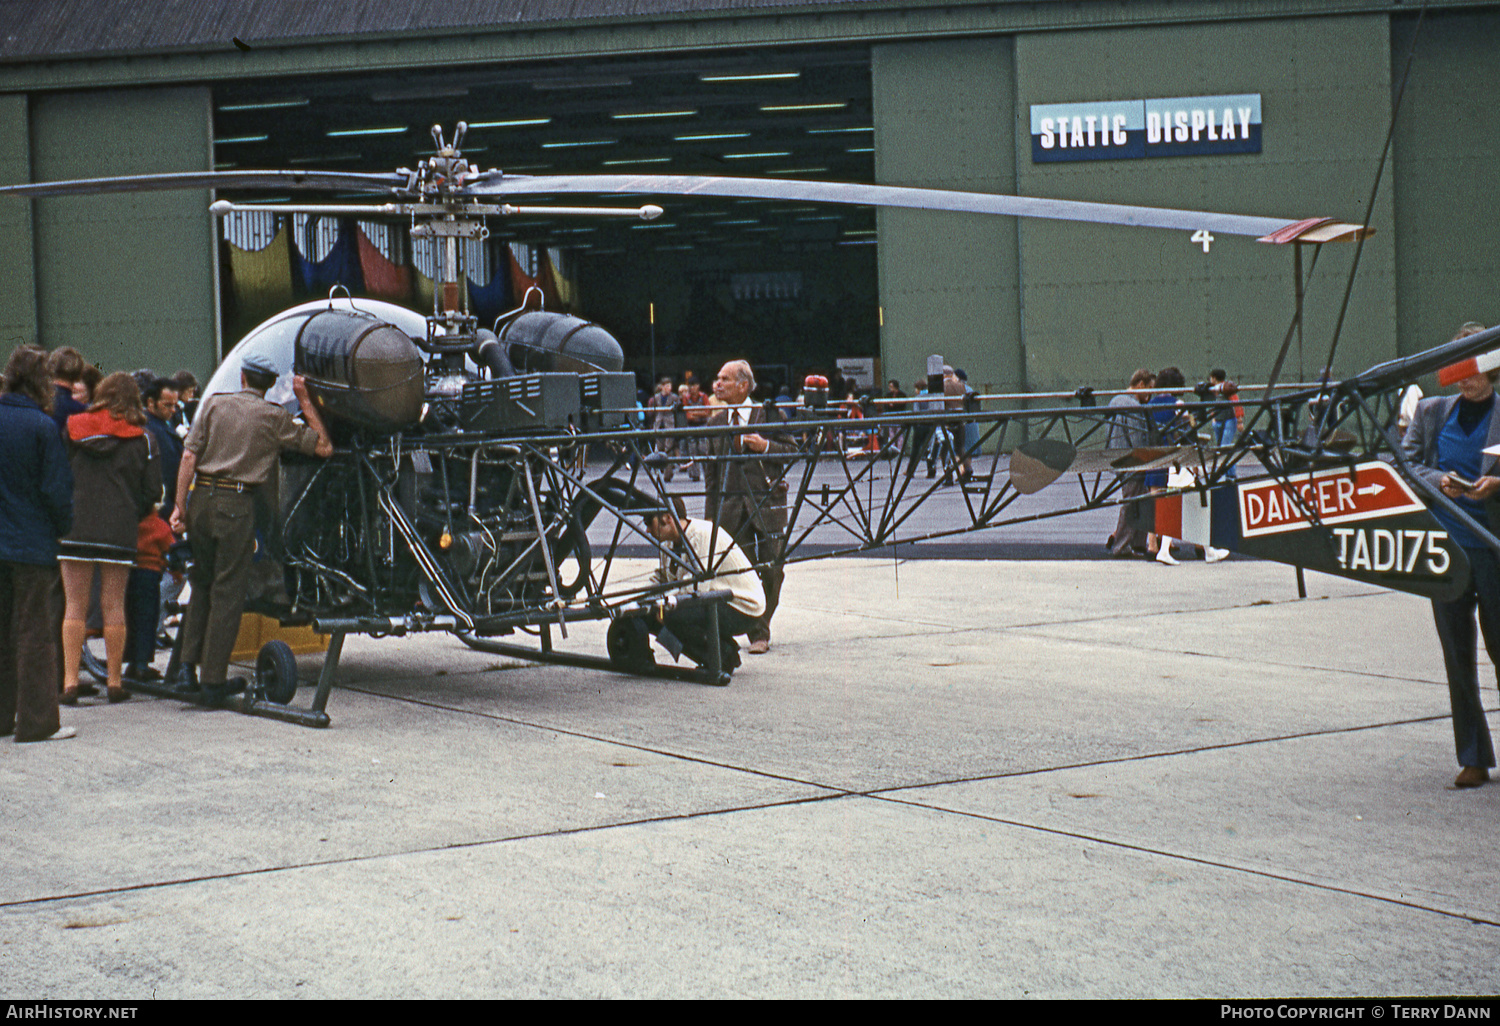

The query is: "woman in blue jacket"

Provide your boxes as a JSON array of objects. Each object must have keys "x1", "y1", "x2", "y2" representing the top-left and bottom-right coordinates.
[{"x1": 0, "y1": 346, "x2": 75, "y2": 742}]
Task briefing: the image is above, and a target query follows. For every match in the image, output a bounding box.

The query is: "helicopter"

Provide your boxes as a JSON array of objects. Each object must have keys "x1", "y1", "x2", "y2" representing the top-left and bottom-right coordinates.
[{"x1": 5, "y1": 121, "x2": 1492, "y2": 728}]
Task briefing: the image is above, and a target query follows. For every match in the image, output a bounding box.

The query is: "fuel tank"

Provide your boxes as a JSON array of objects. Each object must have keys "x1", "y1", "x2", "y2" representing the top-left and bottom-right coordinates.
[
  {"x1": 498, "y1": 311, "x2": 624, "y2": 374},
  {"x1": 293, "y1": 310, "x2": 425, "y2": 432}
]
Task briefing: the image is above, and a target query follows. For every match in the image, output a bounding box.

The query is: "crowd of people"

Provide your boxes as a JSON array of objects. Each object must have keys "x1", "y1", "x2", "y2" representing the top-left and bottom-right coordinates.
[
  {"x1": 1103, "y1": 365, "x2": 1236, "y2": 565},
  {"x1": 0, "y1": 346, "x2": 200, "y2": 742},
  {"x1": 645, "y1": 373, "x2": 713, "y2": 482},
  {"x1": 638, "y1": 357, "x2": 1251, "y2": 670},
  {"x1": 0, "y1": 340, "x2": 339, "y2": 742},
  {"x1": 13, "y1": 335, "x2": 1497, "y2": 795}
]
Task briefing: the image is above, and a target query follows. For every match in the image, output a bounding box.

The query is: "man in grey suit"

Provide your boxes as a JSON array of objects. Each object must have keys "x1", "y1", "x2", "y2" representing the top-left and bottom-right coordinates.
[
  {"x1": 704, "y1": 360, "x2": 795, "y2": 654},
  {"x1": 1402, "y1": 321, "x2": 1500, "y2": 789}
]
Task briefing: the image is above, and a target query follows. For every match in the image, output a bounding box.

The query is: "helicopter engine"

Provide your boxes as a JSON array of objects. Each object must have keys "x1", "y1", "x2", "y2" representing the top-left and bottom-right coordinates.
[
  {"x1": 284, "y1": 306, "x2": 625, "y2": 439},
  {"x1": 279, "y1": 440, "x2": 653, "y2": 627},
  {"x1": 261, "y1": 299, "x2": 640, "y2": 628}
]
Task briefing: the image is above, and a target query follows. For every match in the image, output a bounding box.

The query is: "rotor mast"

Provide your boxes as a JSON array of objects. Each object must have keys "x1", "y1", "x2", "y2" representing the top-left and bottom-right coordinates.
[{"x1": 405, "y1": 122, "x2": 484, "y2": 357}]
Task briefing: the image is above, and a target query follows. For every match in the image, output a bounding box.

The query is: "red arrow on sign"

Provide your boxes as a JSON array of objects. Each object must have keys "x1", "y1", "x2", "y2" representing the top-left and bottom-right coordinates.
[{"x1": 1237, "y1": 462, "x2": 1425, "y2": 538}]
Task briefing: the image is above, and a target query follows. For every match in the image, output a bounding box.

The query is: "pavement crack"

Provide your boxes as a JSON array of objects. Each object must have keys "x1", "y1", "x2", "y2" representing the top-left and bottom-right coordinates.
[
  {"x1": 851, "y1": 712, "x2": 1458, "y2": 796},
  {"x1": 0, "y1": 793, "x2": 854, "y2": 913},
  {"x1": 790, "y1": 587, "x2": 1393, "y2": 641},
  {"x1": 337, "y1": 684, "x2": 848, "y2": 793},
  {"x1": 864, "y1": 790, "x2": 1500, "y2": 931}
]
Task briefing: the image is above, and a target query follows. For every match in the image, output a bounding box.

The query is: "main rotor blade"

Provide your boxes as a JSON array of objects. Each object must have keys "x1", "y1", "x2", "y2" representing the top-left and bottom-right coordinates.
[
  {"x1": 0, "y1": 170, "x2": 410, "y2": 199},
  {"x1": 0, "y1": 166, "x2": 1341, "y2": 240},
  {"x1": 468, "y1": 173, "x2": 1301, "y2": 238}
]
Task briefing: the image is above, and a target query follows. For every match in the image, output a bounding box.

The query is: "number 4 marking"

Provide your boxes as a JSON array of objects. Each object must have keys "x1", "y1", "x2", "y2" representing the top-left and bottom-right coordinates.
[{"x1": 1192, "y1": 229, "x2": 1214, "y2": 253}]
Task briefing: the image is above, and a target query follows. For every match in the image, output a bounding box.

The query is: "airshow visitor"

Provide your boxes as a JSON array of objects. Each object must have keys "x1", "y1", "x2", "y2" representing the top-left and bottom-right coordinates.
[
  {"x1": 58, "y1": 372, "x2": 162, "y2": 706},
  {"x1": 1402, "y1": 321, "x2": 1500, "y2": 789},
  {"x1": 704, "y1": 359, "x2": 792, "y2": 654},
  {"x1": 0, "y1": 346, "x2": 75, "y2": 743},
  {"x1": 641, "y1": 494, "x2": 765, "y2": 672}
]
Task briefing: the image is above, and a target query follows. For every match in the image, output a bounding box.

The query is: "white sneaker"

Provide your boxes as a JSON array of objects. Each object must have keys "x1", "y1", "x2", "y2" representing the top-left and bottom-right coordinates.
[
  {"x1": 1155, "y1": 546, "x2": 1179, "y2": 566},
  {"x1": 20, "y1": 726, "x2": 76, "y2": 743},
  {"x1": 1205, "y1": 546, "x2": 1230, "y2": 563}
]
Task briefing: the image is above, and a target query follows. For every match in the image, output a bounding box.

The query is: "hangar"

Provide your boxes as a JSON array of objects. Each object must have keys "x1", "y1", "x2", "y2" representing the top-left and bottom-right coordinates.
[{"x1": 0, "y1": 0, "x2": 1496, "y2": 398}]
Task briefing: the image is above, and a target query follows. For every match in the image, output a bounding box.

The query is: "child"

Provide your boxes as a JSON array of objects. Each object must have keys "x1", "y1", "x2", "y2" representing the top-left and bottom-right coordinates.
[{"x1": 124, "y1": 511, "x2": 175, "y2": 682}]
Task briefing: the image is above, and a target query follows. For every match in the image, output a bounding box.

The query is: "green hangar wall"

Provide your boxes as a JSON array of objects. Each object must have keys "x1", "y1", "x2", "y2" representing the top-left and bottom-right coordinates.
[
  {"x1": 0, "y1": 2, "x2": 1496, "y2": 396},
  {"x1": 874, "y1": 14, "x2": 1404, "y2": 396},
  {"x1": 1391, "y1": 9, "x2": 1500, "y2": 355},
  {"x1": 27, "y1": 88, "x2": 219, "y2": 377},
  {"x1": 0, "y1": 93, "x2": 34, "y2": 349},
  {"x1": 873, "y1": 37, "x2": 1022, "y2": 394},
  {"x1": 1012, "y1": 15, "x2": 1396, "y2": 393},
  {"x1": 0, "y1": 86, "x2": 218, "y2": 377}
]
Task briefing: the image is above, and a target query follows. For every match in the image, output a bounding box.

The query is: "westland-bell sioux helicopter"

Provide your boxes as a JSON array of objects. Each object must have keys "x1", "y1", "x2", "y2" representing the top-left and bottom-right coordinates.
[{"x1": 5, "y1": 121, "x2": 1496, "y2": 728}]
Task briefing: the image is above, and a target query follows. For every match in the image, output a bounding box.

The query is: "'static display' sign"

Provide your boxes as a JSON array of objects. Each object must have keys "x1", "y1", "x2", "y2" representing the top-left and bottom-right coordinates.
[{"x1": 1029, "y1": 94, "x2": 1262, "y2": 163}]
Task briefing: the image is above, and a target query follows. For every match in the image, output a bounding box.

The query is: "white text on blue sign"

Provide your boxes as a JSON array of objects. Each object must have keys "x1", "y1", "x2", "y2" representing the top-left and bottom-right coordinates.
[{"x1": 1030, "y1": 94, "x2": 1262, "y2": 163}]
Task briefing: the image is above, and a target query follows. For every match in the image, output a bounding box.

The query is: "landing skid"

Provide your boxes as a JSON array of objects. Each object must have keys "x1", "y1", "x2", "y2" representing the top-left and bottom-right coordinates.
[
  {"x1": 120, "y1": 632, "x2": 341, "y2": 728},
  {"x1": 124, "y1": 591, "x2": 734, "y2": 727},
  {"x1": 457, "y1": 608, "x2": 732, "y2": 689}
]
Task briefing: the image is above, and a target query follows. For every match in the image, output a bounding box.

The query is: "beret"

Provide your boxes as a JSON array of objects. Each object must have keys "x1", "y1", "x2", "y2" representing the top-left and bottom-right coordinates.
[{"x1": 240, "y1": 352, "x2": 281, "y2": 377}]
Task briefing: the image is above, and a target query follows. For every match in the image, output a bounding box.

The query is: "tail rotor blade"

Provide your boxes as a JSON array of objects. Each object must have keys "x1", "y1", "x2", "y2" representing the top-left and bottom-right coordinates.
[{"x1": 1010, "y1": 439, "x2": 1078, "y2": 494}]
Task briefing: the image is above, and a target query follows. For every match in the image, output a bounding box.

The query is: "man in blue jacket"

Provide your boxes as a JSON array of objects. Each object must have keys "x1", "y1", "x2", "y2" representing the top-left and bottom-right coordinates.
[
  {"x1": 141, "y1": 377, "x2": 184, "y2": 512},
  {"x1": 123, "y1": 376, "x2": 186, "y2": 681},
  {"x1": 0, "y1": 345, "x2": 76, "y2": 742}
]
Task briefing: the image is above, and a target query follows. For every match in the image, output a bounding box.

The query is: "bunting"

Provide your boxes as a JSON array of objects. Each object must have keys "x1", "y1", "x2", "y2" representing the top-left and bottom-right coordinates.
[
  {"x1": 264, "y1": 221, "x2": 577, "y2": 322},
  {"x1": 226, "y1": 222, "x2": 294, "y2": 329},
  {"x1": 356, "y1": 227, "x2": 412, "y2": 302},
  {"x1": 412, "y1": 269, "x2": 466, "y2": 317},
  {"x1": 467, "y1": 271, "x2": 513, "y2": 331},
  {"x1": 508, "y1": 243, "x2": 539, "y2": 304},
  {"x1": 546, "y1": 247, "x2": 577, "y2": 311},
  {"x1": 296, "y1": 218, "x2": 364, "y2": 296}
]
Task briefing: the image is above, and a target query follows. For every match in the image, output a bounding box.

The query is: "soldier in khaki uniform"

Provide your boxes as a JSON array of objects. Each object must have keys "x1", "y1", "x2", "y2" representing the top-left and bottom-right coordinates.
[{"x1": 169, "y1": 354, "x2": 332, "y2": 700}]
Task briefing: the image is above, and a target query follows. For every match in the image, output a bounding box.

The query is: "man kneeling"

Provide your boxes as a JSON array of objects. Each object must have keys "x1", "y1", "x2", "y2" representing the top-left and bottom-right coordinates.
[{"x1": 630, "y1": 497, "x2": 765, "y2": 675}]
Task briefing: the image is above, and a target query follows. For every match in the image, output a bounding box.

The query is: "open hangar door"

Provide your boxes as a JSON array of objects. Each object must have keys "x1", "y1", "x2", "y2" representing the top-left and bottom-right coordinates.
[{"x1": 212, "y1": 45, "x2": 882, "y2": 398}]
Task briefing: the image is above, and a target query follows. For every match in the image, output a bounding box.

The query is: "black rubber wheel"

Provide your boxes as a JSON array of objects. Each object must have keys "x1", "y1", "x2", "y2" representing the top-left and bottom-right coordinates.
[
  {"x1": 606, "y1": 618, "x2": 656, "y2": 674},
  {"x1": 81, "y1": 636, "x2": 108, "y2": 684},
  {"x1": 256, "y1": 640, "x2": 299, "y2": 704}
]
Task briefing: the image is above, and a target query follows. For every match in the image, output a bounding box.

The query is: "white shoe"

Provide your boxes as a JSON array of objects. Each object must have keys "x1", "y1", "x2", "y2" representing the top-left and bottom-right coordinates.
[
  {"x1": 20, "y1": 726, "x2": 76, "y2": 743},
  {"x1": 1205, "y1": 546, "x2": 1230, "y2": 563},
  {"x1": 1155, "y1": 547, "x2": 1179, "y2": 566}
]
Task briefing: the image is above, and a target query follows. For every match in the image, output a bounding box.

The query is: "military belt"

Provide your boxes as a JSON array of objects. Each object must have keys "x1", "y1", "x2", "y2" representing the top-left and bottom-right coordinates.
[{"x1": 194, "y1": 473, "x2": 256, "y2": 493}]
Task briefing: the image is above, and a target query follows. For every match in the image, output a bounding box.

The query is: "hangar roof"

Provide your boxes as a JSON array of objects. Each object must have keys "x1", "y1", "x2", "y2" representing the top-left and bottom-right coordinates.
[{"x1": 0, "y1": 0, "x2": 911, "y2": 62}]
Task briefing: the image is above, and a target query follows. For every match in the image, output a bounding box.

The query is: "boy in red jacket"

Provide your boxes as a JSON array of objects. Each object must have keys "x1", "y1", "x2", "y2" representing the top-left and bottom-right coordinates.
[{"x1": 124, "y1": 512, "x2": 174, "y2": 682}]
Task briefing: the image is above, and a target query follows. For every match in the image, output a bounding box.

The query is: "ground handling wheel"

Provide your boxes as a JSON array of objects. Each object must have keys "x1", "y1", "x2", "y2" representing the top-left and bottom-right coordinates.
[
  {"x1": 255, "y1": 640, "x2": 299, "y2": 704},
  {"x1": 606, "y1": 617, "x2": 656, "y2": 675},
  {"x1": 81, "y1": 634, "x2": 108, "y2": 685}
]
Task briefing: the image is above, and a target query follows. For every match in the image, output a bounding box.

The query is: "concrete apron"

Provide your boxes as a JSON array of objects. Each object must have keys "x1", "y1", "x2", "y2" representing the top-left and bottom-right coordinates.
[{"x1": 3, "y1": 558, "x2": 1495, "y2": 998}]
